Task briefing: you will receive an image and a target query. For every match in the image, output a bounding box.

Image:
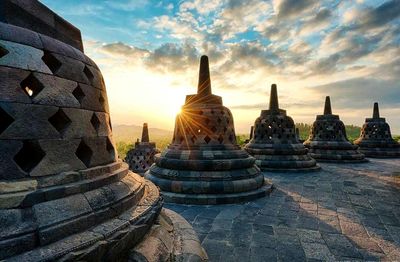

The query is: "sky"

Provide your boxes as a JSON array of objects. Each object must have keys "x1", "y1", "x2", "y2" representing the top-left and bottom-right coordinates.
[{"x1": 40, "y1": 0, "x2": 400, "y2": 134}]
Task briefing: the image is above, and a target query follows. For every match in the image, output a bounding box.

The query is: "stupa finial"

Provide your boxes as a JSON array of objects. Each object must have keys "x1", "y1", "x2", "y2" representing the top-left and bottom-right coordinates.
[
  {"x1": 324, "y1": 96, "x2": 332, "y2": 115},
  {"x1": 197, "y1": 55, "x2": 211, "y2": 96},
  {"x1": 269, "y1": 84, "x2": 279, "y2": 111},
  {"x1": 373, "y1": 102, "x2": 380, "y2": 119},
  {"x1": 141, "y1": 123, "x2": 149, "y2": 142}
]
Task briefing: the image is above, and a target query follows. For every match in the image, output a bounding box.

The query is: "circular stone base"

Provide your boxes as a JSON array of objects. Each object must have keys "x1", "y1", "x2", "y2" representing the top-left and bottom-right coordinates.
[
  {"x1": 159, "y1": 179, "x2": 273, "y2": 205},
  {"x1": 260, "y1": 165, "x2": 321, "y2": 172},
  {"x1": 129, "y1": 208, "x2": 207, "y2": 262}
]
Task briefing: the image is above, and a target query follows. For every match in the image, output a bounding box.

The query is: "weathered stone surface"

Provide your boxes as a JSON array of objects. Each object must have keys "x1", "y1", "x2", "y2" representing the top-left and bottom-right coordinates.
[
  {"x1": 29, "y1": 139, "x2": 86, "y2": 177},
  {"x1": 0, "y1": 40, "x2": 51, "y2": 73},
  {"x1": 31, "y1": 73, "x2": 80, "y2": 108},
  {"x1": 0, "y1": 21, "x2": 43, "y2": 49},
  {"x1": 0, "y1": 66, "x2": 31, "y2": 103},
  {"x1": 166, "y1": 159, "x2": 400, "y2": 261},
  {"x1": 0, "y1": 102, "x2": 59, "y2": 139},
  {"x1": 245, "y1": 84, "x2": 319, "y2": 172},
  {"x1": 146, "y1": 56, "x2": 271, "y2": 204},
  {"x1": 0, "y1": 3, "x2": 200, "y2": 261}
]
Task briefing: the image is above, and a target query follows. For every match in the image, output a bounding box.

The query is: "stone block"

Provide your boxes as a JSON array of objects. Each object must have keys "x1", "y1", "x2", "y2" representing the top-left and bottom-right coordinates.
[
  {"x1": 0, "y1": 21, "x2": 43, "y2": 49},
  {"x1": 61, "y1": 107, "x2": 97, "y2": 138},
  {"x1": 0, "y1": 102, "x2": 59, "y2": 139},
  {"x1": 0, "y1": 67, "x2": 31, "y2": 103},
  {"x1": 29, "y1": 139, "x2": 86, "y2": 177},
  {"x1": 0, "y1": 140, "x2": 26, "y2": 179},
  {"x1": 0, "y1": 40, "x2": 51, "y2": 73},
  {"x1": 31, "y1": 73, "x2": 80, "y2": 108}
]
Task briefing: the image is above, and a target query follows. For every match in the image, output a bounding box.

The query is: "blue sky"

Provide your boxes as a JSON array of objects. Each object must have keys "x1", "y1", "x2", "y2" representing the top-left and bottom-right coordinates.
[{"x1": 40, "y1": 0, "x2": 400, "y2": 133}]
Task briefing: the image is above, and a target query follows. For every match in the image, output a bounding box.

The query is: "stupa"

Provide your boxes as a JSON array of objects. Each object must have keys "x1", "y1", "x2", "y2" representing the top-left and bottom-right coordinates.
[
  {"x1": 145, "y1": 56, "x2": 271, "y2": 204},
  {"x1": 125, "y1": 123, "x2": 160, "y2": 174},
  {"x1": 304, "y1": 96, "x2": 367, "y2": 163},
  {"x1": 0, "y1": 1, "x2": 206, "y2": 260},
  {"x1": 354, "y1": 103, "x2": 400, "y2": 157},
  {"x1": 244, "y1": 84, "x2": 319, "y2": 172}
]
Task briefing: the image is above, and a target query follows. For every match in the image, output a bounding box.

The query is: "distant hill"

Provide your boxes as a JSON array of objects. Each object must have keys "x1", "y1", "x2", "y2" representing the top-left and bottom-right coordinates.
[{"x1": 112, "y1": 124, "x2": 173, "y2": 143}]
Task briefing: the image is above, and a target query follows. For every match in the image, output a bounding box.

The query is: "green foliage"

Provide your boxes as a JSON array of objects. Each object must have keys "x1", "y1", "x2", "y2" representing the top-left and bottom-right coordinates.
[
  {"x1": 236, "y1": 134, "x2": 248, "y2": 147},
  {"x1": 393, "y1": 135, "x2": 400, "y2": 142},
  {"x1": 116, "y1": 141, "x2": 133, "y2": 159}
]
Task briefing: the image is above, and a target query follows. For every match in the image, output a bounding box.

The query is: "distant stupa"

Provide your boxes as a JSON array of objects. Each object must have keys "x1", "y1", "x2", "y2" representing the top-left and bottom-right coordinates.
[
  {"x1": 125, "y1": 123, "x2": 160, "y2": 174},
  {"x1": 145, "y1": 55, "x2": 272, "y2": 204},
  {"x1": 245, "y1": 84, "x2": 319, "y2": 171},
  {"x1": 304, "y1": 96, "x2": 367, "y2": 163},
  {"x1": 354, "y1": 103, "x2": 400, "y2": 158}
]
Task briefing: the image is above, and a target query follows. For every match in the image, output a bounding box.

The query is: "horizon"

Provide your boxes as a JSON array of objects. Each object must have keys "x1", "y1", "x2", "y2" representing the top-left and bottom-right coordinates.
[{"x1": 40, "y1": 0, "x2": 400, "y2": 134}]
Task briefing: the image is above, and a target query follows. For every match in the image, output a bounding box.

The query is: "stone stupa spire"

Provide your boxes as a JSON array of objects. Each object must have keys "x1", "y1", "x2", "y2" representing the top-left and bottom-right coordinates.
[
  {"x1": 324, "y1": 96, "x2": 332, "y2": 115},
  {"x1": 197, "y1": 55, "x2": 212, "y2": 96},
  {"x1": 269, "y1": 84, "x2": 279, "y2": 112},
  {"x1": 141, "y1": 123, "x2": 149, "y2": 142},
  {"x1": 373, "y1": 102, "x2": 380, "y2": 119}
]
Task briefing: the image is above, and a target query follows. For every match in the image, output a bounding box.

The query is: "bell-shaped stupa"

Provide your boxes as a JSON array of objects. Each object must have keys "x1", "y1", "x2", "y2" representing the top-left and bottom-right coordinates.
[
  {"x1": 0, "y1": 1, "x2": 206, "y2": 260},
  {"x1": 304, "y1": 96, "x2": 367, "y2": 163},
  {"x1": 145, "y1": 56, "x2": 271, "y2": 204},
  {"x1": 244, "y1": 84, "x2": 319, "y2": 171},
  {"x1": 354, "y1": 103, "x2": 400, "y2": 157},
  {"x1": 125, "y1": 123, "x2": 160, "y2": 174}
]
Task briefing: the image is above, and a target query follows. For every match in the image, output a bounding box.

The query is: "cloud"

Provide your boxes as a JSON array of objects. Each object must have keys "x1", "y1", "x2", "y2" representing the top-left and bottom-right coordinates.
[
  {"x1": 310, "y1": 77, "x2": 400, "y2": 109},
  {"x1": 274, "y1": 0, "x2": 318, "y2": 19},
  {"x1": 299, "y1": 8, "x2": 332, "y2": 35},
  {"x1": 144, "y1": 42, "x2": 199, "y2": 73},
  {"x1": 101, "y1": 42, "x2": 149, "y2": 57},
  {"x1": 357, "y1": 0, "x2": 400, "y2": 30}
]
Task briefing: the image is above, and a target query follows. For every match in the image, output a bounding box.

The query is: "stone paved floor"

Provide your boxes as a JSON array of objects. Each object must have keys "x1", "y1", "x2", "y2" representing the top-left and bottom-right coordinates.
[{"x1": 165, "y1": 159, "x2": 400, "y2": 261}]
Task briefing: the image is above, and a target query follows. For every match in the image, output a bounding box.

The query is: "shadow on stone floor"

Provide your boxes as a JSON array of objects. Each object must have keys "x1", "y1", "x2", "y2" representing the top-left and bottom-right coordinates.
[{"x1": 165, "y1": 158, "x2": 400, "y2": 261}]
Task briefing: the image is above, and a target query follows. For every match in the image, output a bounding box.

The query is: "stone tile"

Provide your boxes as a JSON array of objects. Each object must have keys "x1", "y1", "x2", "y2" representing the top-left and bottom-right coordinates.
[
  {"x1": 322, "y1": 233, "x2": 363, "y2": 259},
  {"x1": 302, "y1": 242, "x2": 335, "y2": 261}
]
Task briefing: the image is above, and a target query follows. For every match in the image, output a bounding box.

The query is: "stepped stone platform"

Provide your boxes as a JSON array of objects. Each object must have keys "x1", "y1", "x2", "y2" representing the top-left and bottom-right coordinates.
[
  {"x1": 166, "y1": 159, "x2": 400, "y2": 261},
  {"x1": 245, "y1": 84, "x2": 319, "y2": 172},
  {"x1": 355, "y1": 103, "x2": 400, "y2": 158}
]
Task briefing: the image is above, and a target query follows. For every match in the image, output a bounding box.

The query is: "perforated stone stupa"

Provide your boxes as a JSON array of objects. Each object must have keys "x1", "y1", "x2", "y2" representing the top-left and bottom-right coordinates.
[
  {"x1": 0, "y1": 1, "x2": 206, "y2": 261},
  {"x1": 145, "y1": 55, "x2": 271, "y2": 204},
  {"x1": 304, "y1": 96, "x2": 367, "y2": 163},
  {"x1": 354, "y1": 103, "x2": 400, "y2": 158},
  {"x1": 125, "y1": 123, "x2": 160, "y2": 174},
  {"x1": 244, "y1": 84, "x2": 319, "y2": 172}
]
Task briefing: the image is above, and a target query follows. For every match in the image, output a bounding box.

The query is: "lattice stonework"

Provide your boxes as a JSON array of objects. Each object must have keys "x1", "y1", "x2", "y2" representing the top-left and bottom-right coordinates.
[
  {"x1": 0, "y1": 2, "x2": 192, "y2": 261},
  {"x1": 304, "y1": 96, "x2": 367, "y2": 163},
  {"x1": 354, "y1": 103, "x2": 400, "y2": 157},
  {"x1": 245, "y1": 84, "x2": 319, "y2": 171},
  {"x1": 125, "y1": 123, "x2": 160, "y2": 174}
]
